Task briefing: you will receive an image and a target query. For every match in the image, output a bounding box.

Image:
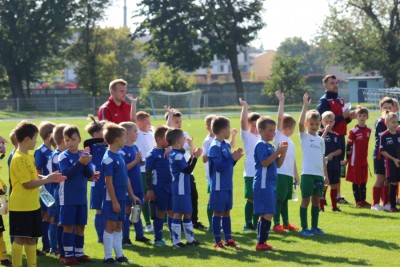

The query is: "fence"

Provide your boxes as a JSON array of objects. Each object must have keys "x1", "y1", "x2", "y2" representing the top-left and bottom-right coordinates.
[{"x1": 358, "y1": 88, "x2": 400, "y2": 110}]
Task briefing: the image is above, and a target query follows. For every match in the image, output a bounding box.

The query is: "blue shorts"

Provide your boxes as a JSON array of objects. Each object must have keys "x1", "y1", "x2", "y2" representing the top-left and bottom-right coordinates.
[
  {"x1": 154, "y1": 185, "x2": 172, "y2": 212},
  {"x1": 60, "y1": 204, "x2": 88, "y2": 226},
  {"x1": 172, "y1": 194, "x2": 192, "y2": 214},
  {"x1": 210, "y1": 190, "x2": 233, "y2": 213},
  {"x1": 90, "y1": 186, "x2": 105, "y2": 210},
  {"x1": 126, "y1": 192, "x2": 144, "y2": 207},
  {"x1": 253, "y1": 189, "x2": 275, "y2": 215},
  {"x1": 103, "y1": 200, "x2": 126, "y2": 222},
  {"x1": 374, "y1": 158, "x2": 385, "y2": 175}
]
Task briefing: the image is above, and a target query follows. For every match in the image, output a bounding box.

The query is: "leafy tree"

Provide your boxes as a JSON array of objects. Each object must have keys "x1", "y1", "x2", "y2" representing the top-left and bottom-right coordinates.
[
  {"x1": 319, "y1": 0, "x2": 400, "y2": 86},
  {"x1": 133, "y1": 0, "x2": 265, "y2": 101}
]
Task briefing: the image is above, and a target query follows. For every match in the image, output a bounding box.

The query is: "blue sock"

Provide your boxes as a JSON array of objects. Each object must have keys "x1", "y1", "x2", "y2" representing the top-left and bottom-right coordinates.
[
  {"x1": 49, "y1": 223, "x2": 58, "y2": 251},
  {"x1": 212, "y1": 216, "x2": 222, "y2": 243},
  {"x1": 133, "y1": 218, "x2": 145, "y2": 239},
  {"x1": 257, "y1": 218, "x2": 266, "y2": 244},
  {"x1": 153, "y1": 218, "x2": 164, "y2": 242},
  {"x1": 74, "y1": 235, "x2": 84, "y2": 258},
  {"x1": 42, "y1": 221, "x2": 50, "y2": 249},
  {"x1": 222, "y1": 216, "x2": 232, "y2": 241},
  {"x1": 57, "y1": 226, "x2": 64, "y2": 258},
  {"x1": 63, "y1": 232, "x2": 74, "y2": 258},
  {"x1": 94, "y1": 213, "x2": 104, "y2": 243},
  {"x1": 123, "y1": 213, "x2": 131, "y2": 240}
]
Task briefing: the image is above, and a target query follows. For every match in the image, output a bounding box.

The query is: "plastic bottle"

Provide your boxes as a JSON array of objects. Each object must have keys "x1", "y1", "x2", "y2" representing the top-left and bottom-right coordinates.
[
  {"x1": 292, "y1": 182, "x2": 298, "y2": 201},
  {"x1": 0, "y1": 191, "x2": 8, "y2": 215},
  {"x1": 39, "y1": 186, "x2": 55, "y2": 207},
  {"x1": 130, "y1": 204, "x2": 141, "y2": 223}
]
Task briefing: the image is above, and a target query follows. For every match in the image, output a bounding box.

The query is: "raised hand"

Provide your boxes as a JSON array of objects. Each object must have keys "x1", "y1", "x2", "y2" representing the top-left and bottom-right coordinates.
[
  {"x1": 126, "y1": 94, "x2": 137, "y2": 103},
  {"x1": 239, "y1": 98, "x2": 247, "y2": 107},
  {"x1": 303, "y1": 93, "x2": 311, "y2": 108},
  {"x1": 275, "y1": 91, "x2": 285, "y2": 102},
  {"x1": 231, "y1": 128, "x2": 238, "y2": 136},
  {"x1": 276, "y1": 142, "x2": 288, "y2": 154},
  {"x1": 193, "y1": 148, "x2": 203, "y2": 158},
  {"x1": 232, "y1": 148, "x2": 244, "y2": 161}
]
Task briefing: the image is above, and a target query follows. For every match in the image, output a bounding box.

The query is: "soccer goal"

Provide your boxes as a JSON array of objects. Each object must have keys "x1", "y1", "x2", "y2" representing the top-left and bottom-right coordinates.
[
  {"x1": 358, "y1": 87, "x2": 400, "y2": 110},
  {"x1": 149, "y1": 90, "x2": 203, "y2": 118}
]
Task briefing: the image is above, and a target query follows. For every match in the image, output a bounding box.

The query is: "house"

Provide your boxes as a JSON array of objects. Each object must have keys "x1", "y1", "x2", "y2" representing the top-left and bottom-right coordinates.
[{"x1": 249, "y1": 50, "x2": 276, "y2": 82}]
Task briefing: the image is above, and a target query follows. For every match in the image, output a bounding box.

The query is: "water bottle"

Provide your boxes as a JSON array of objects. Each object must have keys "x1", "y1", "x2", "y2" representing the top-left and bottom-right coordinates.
[
  {"x1": 0, "y1": 191, "x2": 8, "y2": 215},
  {"x1": 148, "y1": 200, "x2": 157, "y2": 220},
  {"x1": 39, "y1": 185, "x2": 55, "y2": 207},
  {"x1": 130, "y1": 203, "x2": 141, "y2": 223},
  {"x1": 292, "y1": 182, "x2": 298, "y2": 201}
]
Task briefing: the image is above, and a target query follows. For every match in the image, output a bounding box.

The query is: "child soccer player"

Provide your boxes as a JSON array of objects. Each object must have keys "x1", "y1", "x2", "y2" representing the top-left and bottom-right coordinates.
[
  {"x1": 372, "y1": 96, "x2": 394, "y2": 211},
  {"x1": 34, "y1": 121, "x2": 56, "y2": 254},
  {"x1": 58, "y1": 125, "x2": 99, "y2": 265},
  {"x1": 343, "y1": 106, "x2": 371, "y2": 207},
  {"x1": 84, "y1": 115, "x2": 107, "y2": 244},
  {"x1": 208, "y1": 116, "x2": 244, "y2": 248},
  {"x1": 299, "y1": 94, "x2": 328, "y2": 237},
  {"x1": 378, "y1": 111, "x2": 400, "y2": 212},
  {"x1": 167, "y1": 128, "x2": 202, "y2": 248},
  {"x1": 101, "y1": 122, "x2": 141, "y2": 264},
  {"x1": 273, "y1": 91, "x2": 299, "y2": 233},
  {"x1": 145, "y1": 126, "x2": 173, "y2": 246},
  {"x1": 119, "y1": 122, "x2": 150, "y2": 245},
  {"x1": 318, "y1": 111, "x2": 342, "y2": 212},
  {"x1": 9, "y1": 121, "x2": 65, "y2": 267},
  {"x1": 253, "y1": 116, "x2": 287, "y2": 251},
  {"x1": 239, "y1": 98, "x2": 261, "y2": 231}
]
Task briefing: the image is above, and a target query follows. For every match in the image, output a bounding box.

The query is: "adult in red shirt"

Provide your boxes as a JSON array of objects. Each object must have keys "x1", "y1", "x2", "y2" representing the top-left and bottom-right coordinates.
[{"x1": 98, "y1": 79, "x2": 137, "y2": 124}]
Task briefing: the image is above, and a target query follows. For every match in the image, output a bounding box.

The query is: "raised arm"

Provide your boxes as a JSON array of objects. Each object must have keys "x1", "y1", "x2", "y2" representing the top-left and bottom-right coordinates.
[
  {"x1": 239, "y1": 98, "x2": 249, "y2": 131},
  {"x1": 127, "y1": 94, "x2": 137, "y2": 123},
  {"x1": 164, "y1": 105, "x2": 174, "y2": 127},
  {"x1": 275, "y1": 91, "x2": 285, "y2": 132},
  {"x1": 299, "y1": 93, "x2": 311, "y2": 133}
]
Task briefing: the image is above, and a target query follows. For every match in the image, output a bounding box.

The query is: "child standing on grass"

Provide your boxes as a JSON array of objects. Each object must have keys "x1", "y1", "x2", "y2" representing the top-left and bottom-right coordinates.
[
  {"x1": 273, "y1": 91, "x2": 299, "y2": 233},
  {"x1": 101, "y1": 123, "x2": 141, "y2": 264},
  {"x1": 253, "y1": 116, "x2": 287, "y2": 251},
  {"x1": 299, "y1": 94, "x2": 328, "y2": 237},
  {"x1": 9, "y1": 121, "x2": 65, "y2": 267},
  {"x1": 343, "y1": 106, "x2": 371, "y2": 207},
  {"x1": 208, "y1": 116, "x2": 244, "y2": 249}
]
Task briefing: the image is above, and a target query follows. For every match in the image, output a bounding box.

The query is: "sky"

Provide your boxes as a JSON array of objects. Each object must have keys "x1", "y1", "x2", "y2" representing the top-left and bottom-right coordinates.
[{"x1": 102, "y1": 0, "x2": 330, "y2": 50}]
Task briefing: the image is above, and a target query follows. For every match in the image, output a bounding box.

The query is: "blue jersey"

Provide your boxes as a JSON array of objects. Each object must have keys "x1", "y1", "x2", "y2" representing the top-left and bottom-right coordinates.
[
  {"x1": 208, "y1": 139, "x2": 235, "y2": 191},
  {"x1": 253, "y1": 140, "x2": 277, "y2": 190},
  {"x1": 120, "y1": 145, "x2": 143, "y2": 195},
  {"x1": 169, "y1": 149, "x2": 191, "y2": 196},
  {"x1": 380, "y1": 130, "x2": 400, "y2": 178},
  {"x1": 58, "y1": 150, "x2": 94, "y2": 205},
  {"x1": 318, "y1": 130, "x2": 342, "y2": 171},
  {"x1": 34, "y1": 144, "x2": 52, "y2": 175},
  {"x1": 47, "y1": 148, "x2": 63, "y2": 201},
  {"x1": 146, "y1": 148, "x2": 173, "y2": 186},
  {"x1": 102, "y1": 149, "x2": 128, "y2": 201},
  {"x1": 89, "y1": 142, "x2": 107, "y2": 193}
]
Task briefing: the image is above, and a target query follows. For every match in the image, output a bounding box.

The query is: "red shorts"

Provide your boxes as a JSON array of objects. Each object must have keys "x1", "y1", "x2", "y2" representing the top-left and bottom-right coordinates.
[{"x1": 346, "y1": 164, "x2": 368, "y2": 184}]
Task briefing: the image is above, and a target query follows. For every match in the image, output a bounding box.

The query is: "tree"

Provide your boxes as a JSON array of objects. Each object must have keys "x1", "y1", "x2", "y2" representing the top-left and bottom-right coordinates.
[
  {"x1": 133, "y1": 0, "x2": 265, "y2": 100},
  {"x1": 319, "y1": 0, "x2": 400, "y2": 86}
]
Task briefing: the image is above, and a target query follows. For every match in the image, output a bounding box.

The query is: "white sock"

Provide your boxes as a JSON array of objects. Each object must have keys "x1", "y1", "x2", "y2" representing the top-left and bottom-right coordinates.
[
  {"x1": 183, "y1": 221, "x2": 194, "y2": 243},
  {"x1": 103, "y1": 231, "x2": 113, "y2": 260},
  {"x1": 113, "y1": 231, "x2": 123, "y2": 258},
  {"x1": 171, "y1": 223, "x2": 182, "y2": 245}
]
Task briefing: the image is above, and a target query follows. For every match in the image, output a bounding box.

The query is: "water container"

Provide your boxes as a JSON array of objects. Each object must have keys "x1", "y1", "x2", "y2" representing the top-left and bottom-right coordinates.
[
  {"x1": 0, "y1": 192, "x2": 8, "y2": 215},
  {"x1": 130, "y1": 204, "x2": 141, "y2": 223},
  {"x1": 39, "y1": 185, "x2": 55, "y2": 207},
  {"x1": 292, "y1": 182, "x2": 298, "y2": 201},
  {"x1": 148, "y1": 200, "x2": 157, "y2": 220}
]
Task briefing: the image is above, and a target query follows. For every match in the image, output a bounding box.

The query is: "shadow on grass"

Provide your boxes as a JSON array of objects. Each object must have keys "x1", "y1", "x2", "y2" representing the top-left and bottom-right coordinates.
[{"x1": 344, "y1": 211, "x2": 400, "y2": 220}]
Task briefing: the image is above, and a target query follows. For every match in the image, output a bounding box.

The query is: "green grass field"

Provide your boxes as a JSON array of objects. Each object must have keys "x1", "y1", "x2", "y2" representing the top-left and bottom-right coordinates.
[{"x1": 0, "y1": 111, "x2": 398, "y2": 266}]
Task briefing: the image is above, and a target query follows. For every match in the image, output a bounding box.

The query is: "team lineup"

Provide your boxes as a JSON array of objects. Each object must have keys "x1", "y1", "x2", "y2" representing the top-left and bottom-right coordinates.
[{"x1": 1, "y1": 76, "x2": 400, "y2": 266}]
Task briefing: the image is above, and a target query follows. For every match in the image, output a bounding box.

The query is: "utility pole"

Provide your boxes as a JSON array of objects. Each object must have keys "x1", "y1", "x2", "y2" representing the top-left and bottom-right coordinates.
[{"x1": 123, "y1": 0, "x2": 127, "y2": 27}]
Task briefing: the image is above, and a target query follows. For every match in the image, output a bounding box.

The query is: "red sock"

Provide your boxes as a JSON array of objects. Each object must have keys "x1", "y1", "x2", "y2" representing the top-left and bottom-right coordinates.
[
  {"x1": 372, "y1": 186, "x2": 381, "y2": 206},
  {"x1": 319, "y1": 199, "x2": 325, "y2": 209},
  {"x1": 382, "y1": 185, "x2": 390, "y2": 205},
  {"x1": 330, "y1": 189, "x2": 338, "y2": 209}
]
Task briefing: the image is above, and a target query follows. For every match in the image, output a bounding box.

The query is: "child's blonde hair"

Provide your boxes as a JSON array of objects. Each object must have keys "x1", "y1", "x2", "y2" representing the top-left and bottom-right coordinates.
[
  {"x1": 256, "y1": 116, "x2": 276, "y2": 130},
  {"x1": 205, "y1": 114, "x2": 217, "y2": 128},
  {"x1": 321, "y1": 111, "x2": 335, "y2": 120},
  {"x1": 282, "y1": 114, "x2": 296, "y2": 130},
  {"x1": 136, "y1": 111, "x2": 150, "y2": 121},
  {"x1": 9, "y1": 130, "x2": 17, "y2": 147},
  {"x1": 384, "y1": 111, "x2": 398, "y2": 124},
  {"x1": 119, "y1": 121, "x2": 138, "y2": 132},
  {"x1": 52, "y1": 124, "x2": 68, "y2": 146},
  {"x1": 38, "y1": 121, "x2": 56, "y2": 141},
  {"x1": 305, "y1": 109, "x2": 321, "y2": 122},
  {"x1": 103, "y1": 122, "x2": 126, "y2": 145}
]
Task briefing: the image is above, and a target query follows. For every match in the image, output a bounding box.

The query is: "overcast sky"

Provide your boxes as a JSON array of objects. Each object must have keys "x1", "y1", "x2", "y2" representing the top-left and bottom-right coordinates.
[{"x1": 102, "y1": 0, "x2": 330, "y2": 50}]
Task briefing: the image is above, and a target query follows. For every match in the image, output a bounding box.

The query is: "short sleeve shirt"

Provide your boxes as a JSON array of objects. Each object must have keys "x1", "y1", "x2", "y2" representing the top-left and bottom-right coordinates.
[
  {"x1": 208, "y1": 139, "x2": 234, "y2": 191},
  {"x1": 300, "y1": 131, "x2": 325, "y2": 176},
  {"x1": 202, "y1": 134, "x2": 214, "y2": 184},
  {"x1": 273, "y1": 130, "x2": 295, "y2": 177},
  {"x1": 102, "y1": 149, "x2": 128, "y2": 201},
  {"x1": 253, "y1": 141, "x2": 278, "y2": 190},
  {"x1": 136, "y1": 127, "x2": 156, "y2": 172},
  {"x1": 98, "y1": 97, "x2": 131, "y2": 124},
  {"x1": 169, "y1": 149, "x2": 191, "y2": 195},
  {"x1": 145, "y1": 148, "x2": 173, "y2": 186},
  {"x1": 318, "y1": 130, "x2": 341, "y2": 171},
  {"x1": 347, "y1": 126, "x2": 371, "y2": 167},
  {"x1": 240, "y1": 129, "x2": 260, "y2": 177},
  {"x1": 380, "y1": 130, "x2": 400, "y2": 178}
]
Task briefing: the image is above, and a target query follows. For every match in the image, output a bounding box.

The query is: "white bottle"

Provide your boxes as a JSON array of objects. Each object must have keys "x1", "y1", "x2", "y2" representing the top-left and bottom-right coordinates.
[
  {"x1": 39, "y1": 186, "x2": 55, "y2": 207},
  {"x1": 292, "y1": 182, "x2": 299, "y2": 201},
  {"x1": 0, "y1": 194, "x2": 8, "y2": 215}
]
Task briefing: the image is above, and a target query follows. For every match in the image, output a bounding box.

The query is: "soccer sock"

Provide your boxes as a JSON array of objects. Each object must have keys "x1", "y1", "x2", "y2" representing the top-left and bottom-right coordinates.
[
  {"x1": 57, "y1": 225, "x2": 65, "y2": 258},
  {"x1": 113, "y1": 231, "x2": 123, "y2": 258},
  {"x1": 63, "y1": 232, "x2": 74, "y2": 258},
  {"x1": 311, "y1": 205, "x2": 320, "y2": 229},
  {"x1": 222, "y1": 216, "x2": 232, "y2": 242},
  {"x1": 330, "y1": 189, "x2": 338, "y2": 209},
  {"x1": 252, "y1": 213, "x2": 259, "y2": 228},
  {"x1": 11, "y1": 242, "x2": 23, "y2": 267},
  {"x1": 281, "y1": 199, "x2": 289, "y2": 226},
  {"x1": 319, "y1": 199, "x2": 325, "y2": 210},
  {"x1": 133, "y1": 218, "x2": 145, "y2": 239},
  {"x1": 0, "y1": 235, "x2": 7, "y2": 260},
  {"x1": 352, "y1": 183, "x2": 361, "y2": 203},
  {"x1": 372, "y1": 186, "x2": 381, "y2": 206},
  {"x1": 382, "y1": 185, "x2": 390, "y2": 205},
  {"x1": 360, "y1": 183, "x2": 367, "y2": 202},
  {"x1": 244, "y1": 201, "x2": 253, "y2": 227},
  {"x1": 207, "y1": 204, "x2": 213, "y2": 229},
  {"x1": 103, "y1": 231, "x2": 113, "y2": 260},
  {"x1": 94, "y1": 213, "x2": 104, "y2": 243},
  {"x1": 257, "y1": 217, "x2": 267, "y2": 245},
  {"x1": 42, "y1": 221, "x2": 50, "y2": 249},
  {"x1": 212, "y1": 216, "x2": 222, "y2": 243},
  {"x1": 74, "y1": 234, "x2": 84, "y2": 258},
  {"x1": 265, "y1": 219, "x2": 272, "y2": 243},
  {"x1": 122, "y1": 213, "x2": 130, "y2": 241},
  {"x1": 142, "y1": 201, "x2": 151, "y2": 226},
  {"x1": 153, "y1": 218, "x2": 164, "y2": 242},
  {"x1": 389, "y1": 184, "x2": 397, "y2": 209},
  {"x1": 49, "y1": 223, "x2": 58, "y2": 251},
  {"x1": 183, "y1": 218, "x2": 195, "y2": 243},
  {"x1": 171, "y1": 219, "x2": 182, "y2": 245},
  {"x1": 25, "y1": 243, "x2": 36, "y2": 267},
  {"x1": 300, "y1": 207, "x2": 308, "y2": 229},
  {"x1": 274, "y1": 199, "x2": 282, "y2": 226}
]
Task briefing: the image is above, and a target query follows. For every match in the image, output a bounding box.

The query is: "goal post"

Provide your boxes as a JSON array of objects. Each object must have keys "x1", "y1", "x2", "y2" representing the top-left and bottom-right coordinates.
[{"x1": 359, "y1": 87, "x2": 400, "y2": 110}]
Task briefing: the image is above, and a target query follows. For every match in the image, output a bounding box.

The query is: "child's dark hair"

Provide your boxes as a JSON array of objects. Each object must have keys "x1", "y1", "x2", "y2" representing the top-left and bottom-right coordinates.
[
  {"x1": 165, "y1": 109, "x2": 182, "y2": 121},
  {"x1": 85, "y1": 114, "x2": 106, "y2": 137},
  {"x1": 380, "y1": 96, "x2": 394, "y2": 109},
  {"x1": 355, "y1": 105, "x2": 369, "y2": 116},
  {"x1": 257, "y1": 116, "x2": 276, "y2": 130},
  {"x1": 38, "y1": 121, "x2": 56, "y2": 141},
  {"x1": 322, "y1": 74, "x2": 337, "y2": 83},
  {"x1": 14, "y1": 121, "x2": 39, "y2": 143},
  {"x1": 103, "y1": 122, "x2": 126, "y2": 145},
  {"x1": 282, "y1": 114, "x2": 296, "y2": 130},
  {"x1": 154, "y1": 125, "x2": 169, "y2": 141},
  {"x1": 248, "y1": 112, "x2": 260, "y2": 122},
  {"x1": 52, "y1": 124, "x2": 68, "y2": 146},
  {"x1": 166, "y1": 128, "x2": 184, "y2": 146},
  {"x1": 63, "y1": 125, "x2": 81, "y2": 139},
  {"x1": 212, "y1": 116, "x2": 230, "y2": 135}
]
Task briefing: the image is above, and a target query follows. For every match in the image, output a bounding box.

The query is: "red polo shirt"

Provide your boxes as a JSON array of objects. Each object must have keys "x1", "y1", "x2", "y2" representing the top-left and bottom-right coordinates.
[{"x1": 98, "y1": 97, "x2": 131, "y2": 124}]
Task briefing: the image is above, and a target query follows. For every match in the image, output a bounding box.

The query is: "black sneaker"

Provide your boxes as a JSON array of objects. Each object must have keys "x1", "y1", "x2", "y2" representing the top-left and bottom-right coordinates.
[
  {"x1": 36, "y1": 249, "x2": 46, "y2": 256},
  {"x1": 103, "y1": 258, "x2": 119, "y2": 265},
  {"x1": 122, "y1": 238, "x2": 134, "y2": 246},
  {"x1": 115, "y1": 256, "x2": 129, "y2": 263},
  {"x1": 186, "y1": 240, "x2": 201, "y2": 246},
  {"x1": 193, "y1": 222, "x2": 207, "y2": 230},
  {"x1": 173, "y1": 242, "x2": 186, "y2": 249},
  {"x1": 332, "y1": 207, "x2": 342, "y2": 212},
  {"x1": 338, "y1": 197, "x2": 349, "y2": 204},
  {"x1": 135, "y1": 236, "x2": 151, "y2": 243}
]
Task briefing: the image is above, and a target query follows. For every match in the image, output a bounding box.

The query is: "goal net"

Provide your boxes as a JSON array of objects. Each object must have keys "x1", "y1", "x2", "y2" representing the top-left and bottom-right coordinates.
[
  {"x1": 149, "y1": 90, "x2": 203, "y2": 118},
  {"x1": 359, "y1": 87, "x2": 400, "y2": 110}
]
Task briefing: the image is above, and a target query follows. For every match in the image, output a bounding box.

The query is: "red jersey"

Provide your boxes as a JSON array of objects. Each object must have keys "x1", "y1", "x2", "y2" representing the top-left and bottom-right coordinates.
[
  {"x1": 347, "y1": 125, "x2": 371, "y2": 167},
  {"x1": 97, "y1": 97, "x2": 131, "y2": 124}
]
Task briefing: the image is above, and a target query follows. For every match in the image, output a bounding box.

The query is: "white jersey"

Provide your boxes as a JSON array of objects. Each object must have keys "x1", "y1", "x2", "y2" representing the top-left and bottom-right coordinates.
[
  {"x1": 299, "y1": 131, "x2": 325, "y2": 176},
  {"x1": 202, "y1": 134, "x2": 214, "y2": 184},
  {"x1": 136, "y1": 127, "x2": 156, "y2": 172},
  {"x1": 240, "y1": 129, "x2": 261, "y2": 177},
  {"x1": 183, "y1": 131, "x2": 192, "y2": 161},
  {"x1": 274, "y1": 130, "x2": 295, "y2": 177}
]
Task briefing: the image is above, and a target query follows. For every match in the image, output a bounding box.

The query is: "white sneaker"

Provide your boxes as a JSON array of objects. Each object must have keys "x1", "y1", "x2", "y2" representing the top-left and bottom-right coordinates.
[
  {"x1": 371, "y1": 204, "x2": 382, "y2": 211},
  {"x1": 144, "y1": 224, "x2": 154, "y2": 233},
  {"x1": 382, "y1": 203, "x2": 391, "y2": 211}
]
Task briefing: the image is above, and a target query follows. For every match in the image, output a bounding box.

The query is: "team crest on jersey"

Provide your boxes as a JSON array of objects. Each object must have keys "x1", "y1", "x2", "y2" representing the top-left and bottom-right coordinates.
[{"x1": 386, "y1": 138, "x2": 393, "y2": 145}]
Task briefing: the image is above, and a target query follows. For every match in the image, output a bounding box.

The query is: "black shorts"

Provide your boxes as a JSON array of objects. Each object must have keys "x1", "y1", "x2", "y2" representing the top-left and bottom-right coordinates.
[
  {"x1": 9, "y1": 209, "x2": 42, "y2": 238},
  {"x1": 374, "y1": 158, "x2": 385, "y2": 175},
  {"x1": 0, "y1": 216, "x2": 4, "y2": 233},
  {"x1": 387, "y1": 176, "x2": 400, "y2": 183},
  {"x1": 328, "y1": 170, "x2": 340, "y2": 185}
]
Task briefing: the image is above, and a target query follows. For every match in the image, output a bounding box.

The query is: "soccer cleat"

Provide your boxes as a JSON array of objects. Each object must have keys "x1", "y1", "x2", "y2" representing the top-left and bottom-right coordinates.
[
  {"x1": 103, "y1": 258, "x2": 119, "y2": 265},
  {"x1": 382, "y1": 203, "x2": 391, "y2": 211},
  {"x1": 255, "y1": 243, "x2": 273, "y2": 251},
  {"x1": 116, "y1": 256, "x2": 129, "y2": 263},
  {"x1": 243, "y1": 224, "x2": 255, "y2": 232},
  {"x1": 0, "y1": 259, "x2": 12, "y2": 266},
  {"x1": 273, "y1": 225, "x2": 287, "y2": 233},
  {"x1": 224, "y1": 239, "x2": 240, "y2": 248},
  {"x1": 64, "y1": 257, "x2": 78, "y2": 266},
  {"x1": 193, "y1": 222, "x2": 207, "y2": 230},
  {"x1": 355, "y1": 202, "x2": 363, "y2": 208},
  {"x1": 136, "y1": 236, "x2": 151, "y2": 243},
  {"x1": 58, "y1": 257, "x2": 67, "y2": 264},
  {"x1": 213, "y1": 241, "x2": 225, "y2": 249},
  {"x1": 144, "y1": 224, "x2": 154, "y2": 233},
  {"x1": 173, "y1": 242, "x2": 186, "y2": 249},
  {"x1": 154, "y1": 240, "x2": 168, "y2": 246},
  {"x1": 300, "y1": 229, "x2": 314, "y2": 237},
  {"x1": 371, "y1": 204, "x2": 382, "y2": 211},
  {"x1": 332, "y1": 207, "x2": 342, "y2": 212},
  {"x1": 390, "y1": 207, "x2": 399, "y2": 213},
  {"x1": 186, "y1": 240, "x2": 201, "y2": 246},
  {"x1": 362, "y1": 200, "x2": 371, "y2": 207},
  {"x1": 283, "y1": 223, "x2": 299, "y2": 231},
  {"x1": 122, "y1": 238, "x2": 134, "y2": 246},
  {"x1": 338, "y1": 197, "x2": 349, "y2": 204},
  {"x1": 76, "y1": 255, "x2": 90, "y2": 263},
  {"x1": 36, "y1": 249, "x2": 46, "y2": 256},
  {"x1": 311, "y1": 228, "x2": 325, "y2": 235}
]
